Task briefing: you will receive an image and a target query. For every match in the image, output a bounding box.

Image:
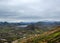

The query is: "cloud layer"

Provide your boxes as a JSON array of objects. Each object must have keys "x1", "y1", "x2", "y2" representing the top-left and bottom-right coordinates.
[{"x1": 0, "y1": 0, "x2": 60, "y2": 22}]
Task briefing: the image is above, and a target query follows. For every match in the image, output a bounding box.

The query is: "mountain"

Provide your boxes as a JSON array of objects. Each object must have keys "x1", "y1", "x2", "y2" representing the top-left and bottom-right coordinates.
[
  {"x1": 36, "y1": 21, "x2": 60, "y2": 26},
  {"x1": 26, "y1": 21, "x2": 60, "y2": 32},
  {"x1": 18, "y1": 26, "x2": 60, "y2": 43},
  {"x1": 0, "y1": 21, "x2": 60, "y2": 26},
  {"x1": 0, "y1": 21, "x2": 60, "y2": 43}
]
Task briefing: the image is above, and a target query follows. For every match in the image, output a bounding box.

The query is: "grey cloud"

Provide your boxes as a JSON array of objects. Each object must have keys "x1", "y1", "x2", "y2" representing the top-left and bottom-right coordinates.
[{"x1": 0, "y1": 0, "x2": 60, "y2": 22}]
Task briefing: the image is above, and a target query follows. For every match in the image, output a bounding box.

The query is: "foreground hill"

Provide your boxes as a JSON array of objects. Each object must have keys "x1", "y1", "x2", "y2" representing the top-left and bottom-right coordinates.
[{"x1": 16, "y1": 26, "x2": 60, "y2": 43}]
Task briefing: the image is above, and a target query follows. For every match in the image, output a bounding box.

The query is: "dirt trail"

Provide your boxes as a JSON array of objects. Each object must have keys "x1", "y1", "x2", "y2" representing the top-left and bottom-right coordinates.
[{"x1": 12, "y1": 40, "x2": 18, "y2": 43}]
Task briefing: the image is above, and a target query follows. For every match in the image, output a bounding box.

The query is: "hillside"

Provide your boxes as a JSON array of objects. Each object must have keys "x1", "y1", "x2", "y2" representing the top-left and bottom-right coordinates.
[{"x1": 16, "y1": 26, "x2": 60, "y2": 43}]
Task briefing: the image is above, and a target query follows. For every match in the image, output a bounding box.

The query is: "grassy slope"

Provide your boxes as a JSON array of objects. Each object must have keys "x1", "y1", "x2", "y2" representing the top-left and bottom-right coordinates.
[{"x1": 13, "y1": 26, "x2": 60, "y2": 43}]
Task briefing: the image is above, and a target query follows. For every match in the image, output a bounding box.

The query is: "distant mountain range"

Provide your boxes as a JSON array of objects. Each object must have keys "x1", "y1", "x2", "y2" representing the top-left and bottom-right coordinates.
[
  {"x1": 36, "y1": 21, "x2": 60, "y2": 26},
  {"x1": 0, "y1": 22, "x2": 35, "y2": 26},
  {"x1": 0, "y1": 21, "x2": 60, "y2": 26}
]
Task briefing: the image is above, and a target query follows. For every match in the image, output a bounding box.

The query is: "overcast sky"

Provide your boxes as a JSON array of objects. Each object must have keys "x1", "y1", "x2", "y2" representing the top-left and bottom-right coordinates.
[{"x1": 0, "y1": 0, "x2": 60, "y2": 22}]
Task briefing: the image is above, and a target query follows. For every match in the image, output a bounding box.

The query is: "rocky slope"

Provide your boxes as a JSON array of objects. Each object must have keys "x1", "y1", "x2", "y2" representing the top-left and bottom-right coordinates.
[{"x1": 15, "y1": 26, "x2": 60, "y2": 43}]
